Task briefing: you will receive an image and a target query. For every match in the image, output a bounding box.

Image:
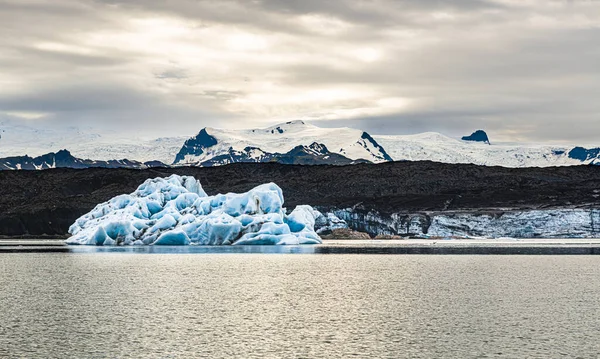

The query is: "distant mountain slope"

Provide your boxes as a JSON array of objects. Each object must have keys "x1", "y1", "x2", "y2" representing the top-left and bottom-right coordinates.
[
  {"x1": 68, "y1": 137, "x2": 187, "y2": 165},
  {"x1": 0, "y1": 150, "x2": 166, "y2": 170},
  {"x1": 0, "y1": 119, "x2": 185, "y2": 164},
  {"x1": 174, "y1": 120, "x2": 392, "y2": 166},
  {"x1": 373, "y1": 132, "x2": 600, "y2": 167}
]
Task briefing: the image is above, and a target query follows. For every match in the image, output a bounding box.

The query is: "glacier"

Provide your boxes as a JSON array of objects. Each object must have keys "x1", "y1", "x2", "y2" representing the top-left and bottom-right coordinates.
[
  {"x1": 66, "y1": 175, "x2": 322, "y2": 246},
  {"x1": 328, "y1": 208, "x2": 600, "y2": 239}
]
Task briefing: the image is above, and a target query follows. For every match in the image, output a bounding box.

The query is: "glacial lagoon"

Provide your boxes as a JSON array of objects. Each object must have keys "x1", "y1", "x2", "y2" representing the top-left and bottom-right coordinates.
[{"x1": 1, "y1": 251, "x2": 600, "y2": 358}]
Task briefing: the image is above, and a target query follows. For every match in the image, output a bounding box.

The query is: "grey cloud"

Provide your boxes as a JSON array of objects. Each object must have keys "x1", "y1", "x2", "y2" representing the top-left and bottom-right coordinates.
[
  {"x1": 6, "y1": 47, "x2": 128, "y2": 68},
  {"x1": 0, "y1": 85, "x2": 241, "y2": 137},
  {"x1": 0, "y1": 83, "x2": 156, "y2": 112},
  {"x1": 1, "y1": 0, "x2": 599, "y2": 143},
  {"x1": 94, "y1": 0, "x2": 502, "y2": 26},
  {"x1": 155, "y1": 69, "x2": 189, "y2": 80}
]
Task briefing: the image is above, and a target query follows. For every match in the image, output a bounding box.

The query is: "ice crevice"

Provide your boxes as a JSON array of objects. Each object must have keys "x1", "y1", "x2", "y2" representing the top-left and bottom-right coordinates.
[{"x1": 66, "y1": 175, "x2": 322, "y2": 245}]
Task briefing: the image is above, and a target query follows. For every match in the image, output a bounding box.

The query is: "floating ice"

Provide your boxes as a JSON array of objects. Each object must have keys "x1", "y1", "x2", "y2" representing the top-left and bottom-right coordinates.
[{"x1": 66, "y1": 175, "x2": 322, "y2": 246}]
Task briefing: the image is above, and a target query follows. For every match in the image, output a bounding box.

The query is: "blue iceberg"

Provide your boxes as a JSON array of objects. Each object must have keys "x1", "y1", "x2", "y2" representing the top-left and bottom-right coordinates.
[{"x1": 66, "y1": 175, "x2": 322, "y2": 246}]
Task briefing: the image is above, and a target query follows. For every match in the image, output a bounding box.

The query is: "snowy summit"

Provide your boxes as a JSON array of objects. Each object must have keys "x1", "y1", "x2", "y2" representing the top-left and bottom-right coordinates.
[
  {"x1": 174, "y1": 120, "x2": 393, "y2": 166},
  {"x1": 66, "y1": 175, "x2": 322, "y2": 246}
]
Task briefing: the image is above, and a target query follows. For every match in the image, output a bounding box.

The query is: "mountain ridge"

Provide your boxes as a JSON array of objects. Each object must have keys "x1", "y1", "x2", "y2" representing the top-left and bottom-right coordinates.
[
  {"x1": 0, "y1": 149, "x2": 166, "y2": 170},
  {"x1": 2, "y1": 120, "x2": 600, "y2": 168}
]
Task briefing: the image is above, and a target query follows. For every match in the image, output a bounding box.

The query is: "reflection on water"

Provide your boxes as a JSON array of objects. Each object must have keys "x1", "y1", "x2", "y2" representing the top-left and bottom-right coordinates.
[
  {"x1": 1, "y1": 254, "x2": 600, "y2": 358},
  {"x1": 69, "y1": 244, "x2": 318, "y2": 254}
]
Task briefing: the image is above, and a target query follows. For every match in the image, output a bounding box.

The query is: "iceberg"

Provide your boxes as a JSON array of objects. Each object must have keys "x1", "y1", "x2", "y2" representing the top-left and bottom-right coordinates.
[{"x1": 66, "y1": 174, "x2": 322, "y2": 246}]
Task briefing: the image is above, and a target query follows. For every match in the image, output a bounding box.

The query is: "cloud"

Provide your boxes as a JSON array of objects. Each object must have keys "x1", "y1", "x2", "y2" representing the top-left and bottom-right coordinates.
[{"x1": 0, "y1": 0, "x2": 599, "y2": 143}]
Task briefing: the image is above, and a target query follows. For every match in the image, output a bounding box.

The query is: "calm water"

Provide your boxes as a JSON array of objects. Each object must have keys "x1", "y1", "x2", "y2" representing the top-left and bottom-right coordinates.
[{"x1": 1, "y1": 254, "x2": 600, "y2": 358}]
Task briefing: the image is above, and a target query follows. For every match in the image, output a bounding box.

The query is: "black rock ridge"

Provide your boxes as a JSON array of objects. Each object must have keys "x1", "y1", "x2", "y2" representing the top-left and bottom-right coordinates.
[{"x1": 0, "y1": 150, "x2": 167, "y2": 170}]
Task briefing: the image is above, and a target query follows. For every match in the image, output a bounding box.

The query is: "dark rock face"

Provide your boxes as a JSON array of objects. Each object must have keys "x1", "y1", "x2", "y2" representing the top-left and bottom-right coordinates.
[
  {"x1": 143, "y1": 160, "x2": 170, "y2": 168},
  {"x1": 360, "y1": 132, "x2": 393, "y2": 162},
  {"x1": 462, "y1": 130, "x2": 490, "y2": 144},
  {"x1": 265, "y1": 143, "x2": 369, "y2": 165},
  {"x1": 193, "y1": 142, "x2": 370, "y2": 166},
  {"x1": 174, "y1": 128, "x2": 219, "y2": 164},
  {"x1": 568, "y1": 147, "x2": 600, "y2": 163},
  {"x1": 1, "y1": 161, "x2": 600, "y2": 237},
  {"x1": 0, "y1": 150, "x2": 156, "y2": 170}
]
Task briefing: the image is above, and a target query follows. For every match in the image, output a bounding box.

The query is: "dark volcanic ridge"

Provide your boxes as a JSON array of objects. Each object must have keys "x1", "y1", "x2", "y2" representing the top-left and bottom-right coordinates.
[
  {"x1": 0, "y1": 149, "x2": 167, "y2": 170},
  {"x1": 1, "y1": 161, "x2": 599, "y2": 237}
]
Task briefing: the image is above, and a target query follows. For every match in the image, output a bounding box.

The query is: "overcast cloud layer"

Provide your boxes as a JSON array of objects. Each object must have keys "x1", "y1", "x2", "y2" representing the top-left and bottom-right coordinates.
[{"x1": 1, "y1": 0, "x2": 600, "y2": 142}]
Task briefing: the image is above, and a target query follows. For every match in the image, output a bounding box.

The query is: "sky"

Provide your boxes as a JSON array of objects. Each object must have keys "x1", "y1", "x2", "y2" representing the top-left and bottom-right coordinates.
[{"x1": 1, "y1": 0, "x2": 600, "y2": 143}]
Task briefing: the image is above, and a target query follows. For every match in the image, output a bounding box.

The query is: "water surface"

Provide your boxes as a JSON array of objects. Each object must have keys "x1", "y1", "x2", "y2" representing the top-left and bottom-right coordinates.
[{"x1": 1, "y1": 254, "x2": 599, "y2": 358}]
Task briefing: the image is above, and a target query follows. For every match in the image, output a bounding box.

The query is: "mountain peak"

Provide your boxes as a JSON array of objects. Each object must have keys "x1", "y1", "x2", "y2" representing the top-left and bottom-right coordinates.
[
  {"x1": 462, "y1": 130, "x2": 490, "y2": 145},
  {"x1": 283, "y1": 120, "x2": 306, "y2": 126},
  {"x1": 174, "y1": 128, "x2": 219, "y2": 164},
  {"x1": 261, "y1": 120, "x2": 312, "y2": 135},
  {"x1": 55, "y1": 149, "x2": 73, "y2": 157}
]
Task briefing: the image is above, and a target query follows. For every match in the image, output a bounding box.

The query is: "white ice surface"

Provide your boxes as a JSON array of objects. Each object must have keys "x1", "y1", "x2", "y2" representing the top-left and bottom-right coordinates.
[{"x1": 66, "y1": 175, "x2": 322, "y2": 245}]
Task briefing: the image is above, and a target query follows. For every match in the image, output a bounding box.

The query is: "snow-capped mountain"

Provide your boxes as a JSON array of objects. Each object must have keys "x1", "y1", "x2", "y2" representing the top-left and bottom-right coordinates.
[
  {"x1": 2, "y1": 118, "x2": 599, "y2": 169},
  {"x1": 173, "y1": 123, "x2": 600, "y2": 168},
  {"x1": 0, "y1": 150, "x2": 166, "y2": 170},
  {"x1": 174, "y1": 120, "x2": 393, "y2": 166}
]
